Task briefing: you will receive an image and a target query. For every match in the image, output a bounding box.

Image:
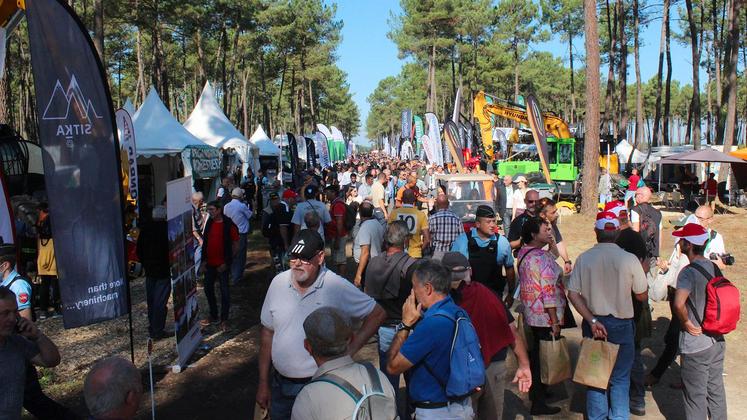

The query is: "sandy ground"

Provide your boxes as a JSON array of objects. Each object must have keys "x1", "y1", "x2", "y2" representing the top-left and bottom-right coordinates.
[{"x1": 29, "y1": 209, "x2": 747, "y2": 419}]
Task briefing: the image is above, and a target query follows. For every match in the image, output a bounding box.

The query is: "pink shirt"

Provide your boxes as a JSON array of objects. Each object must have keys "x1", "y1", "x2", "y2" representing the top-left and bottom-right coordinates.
[{"x1": 517, "y1": 247, "x2": 567, "y2": 327}]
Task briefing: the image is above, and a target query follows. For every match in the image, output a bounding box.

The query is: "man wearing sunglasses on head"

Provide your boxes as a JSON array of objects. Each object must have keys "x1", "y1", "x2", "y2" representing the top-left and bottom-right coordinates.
[
  {"x1": 255, "y1": 229, "x2": 387, "y2": 419},
  {"x1": 507, "y1": 189, "x2": 541, "y2": 250}
]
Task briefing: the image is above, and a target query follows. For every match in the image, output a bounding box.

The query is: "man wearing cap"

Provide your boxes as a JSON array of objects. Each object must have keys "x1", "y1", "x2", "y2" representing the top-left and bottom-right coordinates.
[
  {"x1": 386, "y1": 259, "x2": 479, "y2": 419},
  {"x1": 256, "y1": 229, "x2": 386, "y2": 419},
  {"x1": 324, "y1": 185, "x2": 349, "y2": 275},
  {"x1": 223, "y1": 188, "x2": 253, "y2": 285},
  {"x1": 442, "y1": 252, "x2": 532, "y2": 420},
  {"x1": 281, "y1": 189, "x2": 298, "y2": 213},
  {"x1": 671, "y1": 223, "x2": 727, "y2": 420},
  {"x1": 291, "y1": 184, "x2": 331, "y2": 238},
  {"x1": 291, "y1": 307, "x2": 396, "y2": 420},
  {"x1": 451, "y1": 205, "x2": 515, "y2": 302},
  {"x1": 200, "y1": 201, "x2": 239, "y2": 330},
  {"x1": 388, "y1": 189, "x2": 429, "y2": 258},
  {"x1": 261, "y1": 193, "x2": 292, "y2": 273},
  {"x1": 507, "y1": 189, "x2": 540, "y2": 250},
  {"x1": 567, "y1": 212, "x2": 648, "y2": 419}
]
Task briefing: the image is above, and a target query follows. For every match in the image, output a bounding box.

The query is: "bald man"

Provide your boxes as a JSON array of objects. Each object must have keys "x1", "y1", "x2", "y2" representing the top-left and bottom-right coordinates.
[
  {"x1": 692, "y1": 205, "x2": 727, "y2": 269},
  {"x1": 84, "y1": 357, "x2": 142, "y2": 420},
  {"x1": 428, "y1": 194, "x2": 463, "y2": 259},
  {"x1": 389, "y1": 189, "x2": 430, "y2": 258},
  {"x1": 507, "y1": 189, "x2": 540, "y2": 249},
  {"x1": 631, "y1": 187, "x2": 663, "y2": 266}
]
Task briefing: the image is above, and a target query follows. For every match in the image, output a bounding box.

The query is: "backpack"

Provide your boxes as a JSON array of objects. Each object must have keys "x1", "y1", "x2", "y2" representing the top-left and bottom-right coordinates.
[
  {"x1": 308, "y1": 362, "x2": 392, "y2": 420},
  {"x1": 688, "y1": 262, "x2": 740, "y2": 335},
  {"x1": 424, "y1": 308, "x2": 485, "y2": 400},
  {"x1": 632, "y1": 204, "x2": 661, "y2": 259},
  {"x1": 334, "y1": 198, "x2": 356, "y2": 231}
]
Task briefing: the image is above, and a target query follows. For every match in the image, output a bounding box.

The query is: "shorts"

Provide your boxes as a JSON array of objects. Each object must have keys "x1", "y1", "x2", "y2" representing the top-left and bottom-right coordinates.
[{"x1": 331, "y1": 237, "x2": 347, "y2": 265}]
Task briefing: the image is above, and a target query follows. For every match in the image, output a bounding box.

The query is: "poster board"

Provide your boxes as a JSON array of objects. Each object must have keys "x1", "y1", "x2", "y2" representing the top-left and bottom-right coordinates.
[{"x1": 167, "y1": 176, "x2": 202, "y2": 370}]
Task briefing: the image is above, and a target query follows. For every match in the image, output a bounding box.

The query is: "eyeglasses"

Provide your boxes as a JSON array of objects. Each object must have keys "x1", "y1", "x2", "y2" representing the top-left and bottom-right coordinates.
[{"x1": 289, "y1": 256, "x2": 315, "y2": 266}]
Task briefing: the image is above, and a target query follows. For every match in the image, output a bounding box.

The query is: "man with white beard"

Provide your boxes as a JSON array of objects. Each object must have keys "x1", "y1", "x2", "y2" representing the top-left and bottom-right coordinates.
[{"x1": 254, "y1": 229, "x2": 386, "y2": 419}]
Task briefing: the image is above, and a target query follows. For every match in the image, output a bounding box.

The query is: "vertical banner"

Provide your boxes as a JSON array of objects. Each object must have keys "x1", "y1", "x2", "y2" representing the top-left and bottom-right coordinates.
[
  {"x1": 315, "y1": 131, "x2": 331, "y2": 168},
  {"x1": 401, "y1": 109, "x2": 412, "y2": 141},
  {"x1": 413, "y1": 115, "x2": 424, "y2": 154},
  {"x1": 452, "y1": 86, "x2": 462, "y2": 123},
  {"x1": 286, "y1": 133, "x2": 299, "y2": 187},
  {"x1": 425, "y1": 112, "x2": 444, "y2": 166},
  {"x1": 443, "y1": 121, "x2": 466, "y2": 172},
  {"x1": 420, "y1": 135, "x2": 435, "y2": 164},
  {"x1": 305, "y1": 137, "x2": 317, "y2": 169},
  {"x1": 167, "y1": 177, "x2": 202, "y2": 369},
  {"x1": 525, "y1": 95, "x2": 552, "y2": 183},
  {"x1": 0, "y1": 168, "x2": 14, "y2": 245},
  {"x1": 26, "y1": 0, "x2": 128, "y2": 328},
  {"x1": 116, "y1": 109, "x2": 138, "y2": 213}
]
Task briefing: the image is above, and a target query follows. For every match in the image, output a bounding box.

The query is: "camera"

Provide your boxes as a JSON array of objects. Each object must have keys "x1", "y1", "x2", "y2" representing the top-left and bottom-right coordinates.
[{"x1": 709, "y1": 253, "x2": 735, "y2": 266}]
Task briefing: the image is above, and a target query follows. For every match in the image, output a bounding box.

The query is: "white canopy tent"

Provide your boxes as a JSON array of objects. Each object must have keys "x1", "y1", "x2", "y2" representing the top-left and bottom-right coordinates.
[
  {"x1": 122, "y1": 98, "x2": 136, "y2": 116},
  {"x1": 249, "y1": 125, "x2": 281, "y2": 174},
  {"x1": 615, "y1": 139, "x2": 648, "y2": 165},
  {"x1": 184, "y1": 81, "x2": 259, "y2": 176},
  {"x1": 132, "y1": 87, "x2": 220, "y2": 205}
]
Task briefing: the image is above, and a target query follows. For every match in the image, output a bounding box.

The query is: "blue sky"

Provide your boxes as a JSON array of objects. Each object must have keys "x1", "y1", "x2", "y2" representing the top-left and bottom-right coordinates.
[{"x1": 334, "y1": 1, "x2": 692, "y2": 145}]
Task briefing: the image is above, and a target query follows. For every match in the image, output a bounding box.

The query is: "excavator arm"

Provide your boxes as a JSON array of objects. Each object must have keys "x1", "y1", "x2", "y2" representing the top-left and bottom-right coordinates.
[
  {"x1": 473, "y1": 91, "x2": 572, "y2": 163},
  {"x1": 0, "y1": 0, "x2": 24, "y2": 34}
]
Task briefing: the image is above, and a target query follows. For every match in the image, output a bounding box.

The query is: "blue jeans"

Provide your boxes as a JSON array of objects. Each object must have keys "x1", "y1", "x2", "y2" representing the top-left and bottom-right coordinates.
[
  {"x1": 377, "y1": 326, "x2": 400, "y2": 389},
  {"x1": 270, "y1": 371, "x2": 309, "y2": 420},
  {"x1": 629, "y1": 346, "x2": 646, "y2": 412},
  {"x1": 231, "y1": 233, "x2": 248, "y2": 284},
  {"x1": 582, "y1": 316, "x2": 635, "y2": 420},
  {"x1": 204, "y1": 266, "x2": 230, "y2": 321}
]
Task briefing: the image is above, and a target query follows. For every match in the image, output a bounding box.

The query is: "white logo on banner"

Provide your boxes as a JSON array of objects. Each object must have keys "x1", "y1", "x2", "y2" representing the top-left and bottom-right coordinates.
[{"x1": 42, "y1": 75, "x2": 103, "y2": 148}]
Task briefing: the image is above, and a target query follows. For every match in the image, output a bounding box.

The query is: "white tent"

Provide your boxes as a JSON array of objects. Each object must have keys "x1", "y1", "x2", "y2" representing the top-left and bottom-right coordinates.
[
  {"x1": 133, "y1": 87, "x2": 207, "y2": 157},
  {"x1": 132, "y1": 87, "x2": 221, "y2": 204},
  {"x1": 184, "y1": 81, "x2": 259, "y2": 175},
  {"x1": 122, "y1": 98, "x2": 136, "y2": 116},
  {"x1": 615, "y1": 139, "x2": 648, "y2": 164},
  {"x1": 249, "y1": 125, "x2": 280, "y2": 156}
]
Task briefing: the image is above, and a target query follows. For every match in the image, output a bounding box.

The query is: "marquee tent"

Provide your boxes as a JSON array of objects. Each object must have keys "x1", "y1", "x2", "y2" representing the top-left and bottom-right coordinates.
[
  {"x1": 615, "y1": 139, "x2": 647, "y2": 164},
  {"x1": 122, "y1": 98, "x2": 136, "y2": 116},
  {"x1": 249, "y1": 125, "x2": 281, "y2": 172},
  {"x1": 184, "y1": 81, "x2": 259, "y2": 175},
  {"x1": 132, "y1": 87, "x2": 220, "y2": 206}
]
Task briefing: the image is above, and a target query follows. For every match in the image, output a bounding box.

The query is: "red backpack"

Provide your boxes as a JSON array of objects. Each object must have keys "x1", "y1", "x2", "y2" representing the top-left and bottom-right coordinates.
[{"x1": 688, "y1": 262, "x2": 740, "y2": 335}]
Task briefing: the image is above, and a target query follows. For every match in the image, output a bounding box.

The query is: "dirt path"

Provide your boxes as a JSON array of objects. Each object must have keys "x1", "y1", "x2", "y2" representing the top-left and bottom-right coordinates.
[{"x1": 33, "y1": 212, "x2": 747, "y2": 419}]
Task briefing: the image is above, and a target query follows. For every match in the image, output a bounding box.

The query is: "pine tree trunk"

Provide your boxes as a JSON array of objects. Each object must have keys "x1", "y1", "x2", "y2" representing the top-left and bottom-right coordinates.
[
  {"x1": 720, "y1": 0, "x2": 740, "y2": 179},
  {"x1": 634, "y1": 0, "x2": 644, "y2": 147},
  {"x1": 617, "y1": 0, "x2": 628, "y2": 140},
  {"x1": 569, "y1": 30, "x2": 576, "y2": 125},
  {"x1": 652, "y1": 0, "x2": 669, "y2": 147},
  {"x1": 93, "y1": 0, "x2": 104, "y2": 62},
  {"x1": 195, "y1": 29, "x2": 207, "y2": 86},
  {"x1": 686, "y1": 0, "x2": 702, "y2": 149},
  {"x1": 663, "y1": 6, "x2": 672, "y2": 145},
  {"x1": 582, "y1": 0, "x2": 601, "y2": 215},
  {"x1": 602, "y1": 0, "x2": 616, "y2": 136}
]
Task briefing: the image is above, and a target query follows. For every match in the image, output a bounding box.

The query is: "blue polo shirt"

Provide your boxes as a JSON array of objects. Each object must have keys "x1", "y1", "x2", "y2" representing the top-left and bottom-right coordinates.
[
  {"x1": 451, "y1": 228, "x2": 514, "y2": 267},
  {"x1": 1, "y1": 270, "x2": 33, "y2": 311},
  {"x1": 400, "y1": 296, "x2": 459, "y2": 403}
]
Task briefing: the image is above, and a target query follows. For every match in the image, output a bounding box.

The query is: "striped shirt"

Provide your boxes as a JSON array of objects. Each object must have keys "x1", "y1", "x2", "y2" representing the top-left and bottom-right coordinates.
[{"x1": 428, "y1": 209, "x2": 463, "y2": 252}]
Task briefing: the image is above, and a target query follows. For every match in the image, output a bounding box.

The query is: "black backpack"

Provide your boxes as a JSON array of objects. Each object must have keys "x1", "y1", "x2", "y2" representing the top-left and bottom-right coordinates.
[{"x1": 633, "y1": 203, "x2": 661, "y2": 258}]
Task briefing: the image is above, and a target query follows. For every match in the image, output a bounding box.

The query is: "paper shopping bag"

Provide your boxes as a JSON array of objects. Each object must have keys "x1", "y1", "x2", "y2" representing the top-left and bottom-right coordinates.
[
  {"x1": 539, "y1": 335, "x2": 572, "y2": 385},
  {"x1": 573, "y1": 338, "x2": 620, "y2": 390},
  {"x1": 253, "y1": 402, "x2": 269, "y2": 420}
]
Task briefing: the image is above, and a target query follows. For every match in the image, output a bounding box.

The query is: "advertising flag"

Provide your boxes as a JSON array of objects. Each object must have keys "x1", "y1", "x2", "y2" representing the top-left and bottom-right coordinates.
[
  {"x1": 443, "y1": 121, "x2": 465, "y2": 172},
  {"x1": 401, "y1": 109, "x2": 412, "y2": 140},
  {"x1": 116, "y1": 109, "x2": 138, "y2": 213},
  {"x1": 0, "y1": 168, "x2": 14, "y2": 245},
  {"x1": 305, "y1": 137, "x2": 317, "y2": 168},
  {"x1": 315, "y1": 131, "x2": 331, "y2": 168},
  {"x1": 26, "y1": 0, "x2": 129, "y2": 328},
  {"x1": 420, "y1": 135, "x2": 435, "y2": 164},
  {"x1": 425, "y1": 112, "x2": 443, "y2": 166},
  {"x1": 526, "y1": 95, "x2": 552, "y2": 183}
]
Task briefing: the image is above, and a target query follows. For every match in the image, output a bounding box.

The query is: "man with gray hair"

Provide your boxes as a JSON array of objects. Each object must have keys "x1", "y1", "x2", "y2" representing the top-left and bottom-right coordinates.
[
  {"x1": 352, "y1": 202, "x2": 385, "y2": 288},
  {"x1": 223, "y1": 187, "x2": 253, "y2": 285},
  {"x1": 84, "y1": 357, "x2": 142, "y2": 420},
  {"x1": 291, "y1": 307, "x2": 396, "y2": 420}
]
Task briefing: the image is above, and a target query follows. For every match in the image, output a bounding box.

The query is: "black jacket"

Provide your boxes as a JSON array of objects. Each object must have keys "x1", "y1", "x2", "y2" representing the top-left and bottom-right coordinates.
[{"x1": 136, "y1": 221, "x2": 170, "y2": 278}]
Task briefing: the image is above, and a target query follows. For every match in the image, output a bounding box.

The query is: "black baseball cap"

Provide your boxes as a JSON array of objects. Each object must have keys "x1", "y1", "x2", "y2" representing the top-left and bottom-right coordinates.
[
  {"x1": 288, "y1": 229, "x2": 325, "y2": 260},
  {"x1": 476, "y1": 205, "x2": 496, "y2": 219},
  {"x1": 441, "y1": 252, "x2": 470, "y2": 272}
]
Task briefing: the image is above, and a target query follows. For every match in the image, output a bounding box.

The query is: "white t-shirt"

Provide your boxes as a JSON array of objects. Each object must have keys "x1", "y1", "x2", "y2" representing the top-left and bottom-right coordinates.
[
  {"x1": 512, "y1": 188, "x2": 526, "y2": 210},
  {"x1": 353, "y1": 219, "x2": 385, "y2": 263},
  {"x1": 260, "y1": 268, "x2": 377, "y2": 378},
  {"x1": 291, "y1": 200, "x2": 331, "y2": 238}
]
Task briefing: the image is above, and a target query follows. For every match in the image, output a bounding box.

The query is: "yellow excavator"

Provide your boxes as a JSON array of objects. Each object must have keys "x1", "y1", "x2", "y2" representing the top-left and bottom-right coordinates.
[
  {"x1": 473, "y1": 91, "x2": 618, "y2": 174},
  {"x1": 0, "y1": 0, "x2": 23, "y2": 32}
]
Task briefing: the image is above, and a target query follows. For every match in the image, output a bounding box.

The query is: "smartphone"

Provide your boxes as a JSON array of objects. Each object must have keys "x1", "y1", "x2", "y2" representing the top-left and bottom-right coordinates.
[{"x1": 14, "y1": 317, "x2": 22, "y2": 334}]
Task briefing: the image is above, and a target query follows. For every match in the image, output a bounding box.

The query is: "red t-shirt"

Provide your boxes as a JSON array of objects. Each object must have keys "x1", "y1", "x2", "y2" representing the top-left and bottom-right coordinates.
[
  {"x1": 206, "y1": 219, "x2": 239, "y2": 267},
  {"x1": 458, "y1": 282, "x2": 515, "y2": 366},
  {"x1": 326, "y1": 199, "x2": 348, "y2": 238},
  {"x1": 704, "y1": 179, "x2": 718, "y2": 196},
  {"x1": 628, "y1": 175, "x2": 640, "y2": 191}
]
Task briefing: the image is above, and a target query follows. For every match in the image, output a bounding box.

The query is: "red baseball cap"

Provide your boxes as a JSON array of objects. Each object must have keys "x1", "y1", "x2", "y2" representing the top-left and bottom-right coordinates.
[
  {"x1": 282, "y1": 189, "x2": 299, "y2": 199},
  {"x1": 595, "y1": 211, "x2": 621, "y2": 230},
  {"x1": 672, "y1": 223, "x2": 708, "y2": 245},
  {"x1": 604, "y1": 200, "x2": 627, "y2": 217}
]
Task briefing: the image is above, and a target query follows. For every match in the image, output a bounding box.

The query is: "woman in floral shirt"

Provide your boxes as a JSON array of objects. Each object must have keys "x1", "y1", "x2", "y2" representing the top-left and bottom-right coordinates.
[{"x1": 516, "y1": 216, "x2": 568, "y2": 415}]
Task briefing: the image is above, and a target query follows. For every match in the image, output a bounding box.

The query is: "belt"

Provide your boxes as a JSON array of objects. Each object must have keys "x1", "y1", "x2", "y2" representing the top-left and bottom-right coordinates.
[
  {"x1": 412, "y1": 401, "x2": 448, "y2": 409},
  {"x1": 275, "y1": 372, "x2": 312, "y2": 384}
]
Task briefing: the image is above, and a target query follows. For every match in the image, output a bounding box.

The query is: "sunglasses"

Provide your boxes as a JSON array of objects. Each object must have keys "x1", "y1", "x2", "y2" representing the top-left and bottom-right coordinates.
[{"x1": 289, "y1": 256, "x2": 316, "y2": 265}]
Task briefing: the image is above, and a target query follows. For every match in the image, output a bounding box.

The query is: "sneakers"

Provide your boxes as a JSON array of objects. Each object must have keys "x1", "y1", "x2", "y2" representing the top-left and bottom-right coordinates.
[
  {"x1": 630, "y1": 406, "x2": 646, "y2": 416},
  {"x1": 200, "y1": 317, "x2": 219, "y2": 328}
]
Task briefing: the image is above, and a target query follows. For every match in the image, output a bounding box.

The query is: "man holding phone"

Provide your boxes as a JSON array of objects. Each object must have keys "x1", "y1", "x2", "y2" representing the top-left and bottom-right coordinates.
[{"x1": 0, "y1": 286, "x2": 61, "y2": 420}]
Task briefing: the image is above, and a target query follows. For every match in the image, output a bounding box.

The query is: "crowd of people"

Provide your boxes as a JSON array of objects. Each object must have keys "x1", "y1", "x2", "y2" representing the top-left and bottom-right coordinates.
[{"x1": 0, "y1": 152, "x2": 735, "y2": 419}]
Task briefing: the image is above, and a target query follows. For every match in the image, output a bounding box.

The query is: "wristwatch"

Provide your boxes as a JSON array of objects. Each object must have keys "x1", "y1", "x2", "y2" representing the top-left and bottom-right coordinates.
[
  {"x1": 591, "y1": 317, "x2": 598, "y2": 325},
  {"x1": 395, "y1": 322, "x2": 413, "y2": 333}
]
